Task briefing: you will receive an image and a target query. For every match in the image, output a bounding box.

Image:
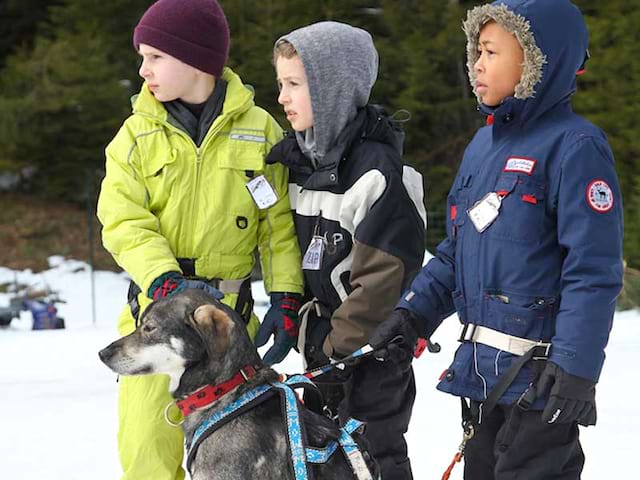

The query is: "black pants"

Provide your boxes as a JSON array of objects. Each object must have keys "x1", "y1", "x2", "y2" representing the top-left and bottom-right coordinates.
[
  {"x1": 464, "y1": 402, "x2": 585, "y2": 480},
  {"x1": 306, "y1": 356, "x2": 416, "y2": 480}
]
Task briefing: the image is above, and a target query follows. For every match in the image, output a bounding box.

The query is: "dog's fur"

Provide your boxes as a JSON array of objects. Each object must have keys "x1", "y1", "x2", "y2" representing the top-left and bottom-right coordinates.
[{"x1": 99, "y1": 289, "x2": 377, "y2": 480}]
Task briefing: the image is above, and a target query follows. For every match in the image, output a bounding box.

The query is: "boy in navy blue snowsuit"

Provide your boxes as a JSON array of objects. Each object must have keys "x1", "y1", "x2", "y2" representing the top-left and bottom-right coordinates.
[{"x1": 371, "y1": 1, "x2": 624, "y2": 478}]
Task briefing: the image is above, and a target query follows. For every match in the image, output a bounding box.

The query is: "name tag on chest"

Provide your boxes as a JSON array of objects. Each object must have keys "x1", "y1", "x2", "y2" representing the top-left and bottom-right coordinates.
[
  {"x1": 302, "y1": 236, "x2": 325, "y2": 270},
  {"x1": 467, "y1": 192, "x2": 503, "y2": 232},
  {"x1": 246, "y1": 175, "x2": 278, "y2": 209}
]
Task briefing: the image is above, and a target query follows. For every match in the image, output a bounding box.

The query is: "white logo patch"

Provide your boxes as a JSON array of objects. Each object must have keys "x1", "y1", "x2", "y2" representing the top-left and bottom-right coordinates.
[
  {"x1": 586, "y1": 179, "x2": 614, "y2": 213},
  {"x1": 504, "y1": 157, "x2": 537, "y2": 175}
]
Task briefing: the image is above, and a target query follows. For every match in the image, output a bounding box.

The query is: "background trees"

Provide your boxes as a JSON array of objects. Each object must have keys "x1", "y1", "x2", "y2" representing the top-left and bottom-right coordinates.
[{"x1": 0, "y1": 0, "x2": 637, "y2": 264}]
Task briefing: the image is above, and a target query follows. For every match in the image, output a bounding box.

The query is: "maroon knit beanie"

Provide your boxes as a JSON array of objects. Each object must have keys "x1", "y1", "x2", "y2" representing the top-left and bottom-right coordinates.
[{"x1": 133, "y1": 0, "x2": 230, "y2": 77}]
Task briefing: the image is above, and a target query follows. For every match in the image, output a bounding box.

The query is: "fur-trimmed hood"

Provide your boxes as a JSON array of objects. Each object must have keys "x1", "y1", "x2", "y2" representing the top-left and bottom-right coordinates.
[{"x1": 463, "y1": 0, "x2": 589, "y2": 122}]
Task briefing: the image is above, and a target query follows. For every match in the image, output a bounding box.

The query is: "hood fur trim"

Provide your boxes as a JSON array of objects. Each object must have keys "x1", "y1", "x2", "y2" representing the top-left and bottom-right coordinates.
[{"x1": 463, "y1": 3, "x2": 547, "y2": 102}]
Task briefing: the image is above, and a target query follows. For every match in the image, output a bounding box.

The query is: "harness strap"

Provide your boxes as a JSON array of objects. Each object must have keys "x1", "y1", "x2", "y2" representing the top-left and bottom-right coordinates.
[
  {"x1": 305, "y1": 418, "x2": 364, "y2": 463},
  {"x1": 461, "y1": 343, "x2": 550, "y2": 429},
  {"x1": 338, "y1": 419, "x2": 374, "y2": 480},
  {"x1": 186, "y1": 375, "x2": 374, "y2": 480},
  {"x1": 273, "y1": 379, "x2": 313, "y2": 480},
  {"x1": 186, "y1": 384, "x2": 276, "y2": 473},
  {"x1": 459, "y1": 323, "x2": 551, "y2": 358},
  {"x1": 442, "y1": 344, "x2": 548, "y2": 480}
]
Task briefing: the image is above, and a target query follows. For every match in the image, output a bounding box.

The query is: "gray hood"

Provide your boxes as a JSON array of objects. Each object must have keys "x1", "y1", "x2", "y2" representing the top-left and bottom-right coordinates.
[{"x1": 278, "y1": 21, "x2": 379, "y2": 163}]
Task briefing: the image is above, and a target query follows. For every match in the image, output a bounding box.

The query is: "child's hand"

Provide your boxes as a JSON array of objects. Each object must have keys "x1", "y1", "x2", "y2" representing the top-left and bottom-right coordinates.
[
  {"x1": 148, "y1": 272, "x2": 224, "y2": 300},
  {"x1": 369, "y1": 309, "x2": 424, "y2": 362},
  {"x1": 536, "y1": 361, "x2": 597, "y2": 426},
  {"x1": 255, "y1": 293, "x2": 302, "y2": 365}
]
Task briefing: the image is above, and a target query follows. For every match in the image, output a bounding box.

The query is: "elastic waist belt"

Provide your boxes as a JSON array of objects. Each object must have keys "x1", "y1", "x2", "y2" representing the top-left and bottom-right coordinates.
[
  {"x1": 458, "y1": 323, "x2": 551, "y2": 358},
  {"x1": 127, "y1": 257, "x2": 253, "y2": 324},
  {"x1": 174, "y1": 258, "x2": 250, "y2": 294}
]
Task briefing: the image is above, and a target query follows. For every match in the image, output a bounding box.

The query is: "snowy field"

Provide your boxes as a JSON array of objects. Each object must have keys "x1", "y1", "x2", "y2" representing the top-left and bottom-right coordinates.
[{"x1": 1, "y1": 256, "x2": 637, "y2": 479}]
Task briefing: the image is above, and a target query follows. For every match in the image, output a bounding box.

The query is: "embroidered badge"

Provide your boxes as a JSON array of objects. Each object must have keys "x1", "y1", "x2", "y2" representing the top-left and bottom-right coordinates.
[
  {"x1": 586, "y1": 179, "x2": 614, "y2": 213},
  {"x1": 504, "y1": 157, "x2": 537, "y2": 175}
]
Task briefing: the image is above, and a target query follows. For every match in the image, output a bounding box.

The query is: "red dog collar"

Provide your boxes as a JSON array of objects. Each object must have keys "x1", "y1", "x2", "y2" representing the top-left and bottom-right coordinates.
[{"x1": 176, "y1": 365, "x2": 258, "y2": 416}]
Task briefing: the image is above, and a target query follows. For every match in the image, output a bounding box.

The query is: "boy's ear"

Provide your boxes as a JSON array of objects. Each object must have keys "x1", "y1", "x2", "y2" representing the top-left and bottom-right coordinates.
[{"x1": 189, "y1": 304, "x2": 234, "y2": 355}]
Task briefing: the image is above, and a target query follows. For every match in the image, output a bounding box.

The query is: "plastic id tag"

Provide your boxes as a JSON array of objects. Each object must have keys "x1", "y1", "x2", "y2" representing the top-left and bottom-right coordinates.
[
  {"x1": 302, "y1": 236, "x2": 324, "y2": 270},
  {"x1": 246, "y1": 175, "x2": 278, "y2": 209},
  {"x1": 467, "y1": 192, "x2": 503, "y2": 233}
]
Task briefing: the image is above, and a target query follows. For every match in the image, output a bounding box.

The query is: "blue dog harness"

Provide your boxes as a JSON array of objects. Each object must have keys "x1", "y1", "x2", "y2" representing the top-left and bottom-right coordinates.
[{"x1": 186, "y1": 374, "x2": 374, "y2": 480}]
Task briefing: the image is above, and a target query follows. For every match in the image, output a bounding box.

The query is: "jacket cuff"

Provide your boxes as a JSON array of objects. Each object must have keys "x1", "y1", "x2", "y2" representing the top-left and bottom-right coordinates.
[{"x1": 322, "y1": 334, "x2": 335, "y2": 359}]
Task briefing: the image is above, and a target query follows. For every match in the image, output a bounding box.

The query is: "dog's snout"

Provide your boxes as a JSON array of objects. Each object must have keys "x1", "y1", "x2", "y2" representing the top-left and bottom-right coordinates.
[{"x1": 98, "y1": 346, "x2": 114, "y2": 365}]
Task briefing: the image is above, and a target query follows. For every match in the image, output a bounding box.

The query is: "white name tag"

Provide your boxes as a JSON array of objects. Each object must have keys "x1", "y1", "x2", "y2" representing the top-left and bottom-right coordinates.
[
  {"x1": 246, "y1": 175, "x2": 278, "y2": 209},
  {"x1": 504, "y1": 157, "x2": 536, "y2": 175},
  {"x1": 302, "y1": 236, "x2": 325, "y2": 270},
  {"x1": 467, "y1": 192, "x2": 503, "y2": 233}
]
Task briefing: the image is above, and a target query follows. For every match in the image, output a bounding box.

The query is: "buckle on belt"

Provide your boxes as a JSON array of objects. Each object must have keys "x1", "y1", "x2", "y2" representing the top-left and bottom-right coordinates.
[
  {"x1": 458, "y1": 323, "x2": 477, "y2": 343},
  {"x1": 531, "y1": 342, "x2": 552, "y2": 360}
]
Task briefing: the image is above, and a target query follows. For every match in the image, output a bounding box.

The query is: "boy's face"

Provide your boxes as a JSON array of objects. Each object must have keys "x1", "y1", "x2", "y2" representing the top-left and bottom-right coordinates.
[
  {"x1": 138, "y1": 44, "x2": 202, "y2": 103},
  {"x1": 275, "y1": 54, "x2": 313, "y2": 132},
  {"x1": 474, "y1": 21, "x2": 524, "y2": 107}
]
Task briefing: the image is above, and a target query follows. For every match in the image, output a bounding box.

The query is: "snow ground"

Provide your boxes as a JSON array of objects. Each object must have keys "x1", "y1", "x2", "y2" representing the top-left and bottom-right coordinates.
[{"x1": 0, "y1": 257, "x2": 637, "y2": 479}]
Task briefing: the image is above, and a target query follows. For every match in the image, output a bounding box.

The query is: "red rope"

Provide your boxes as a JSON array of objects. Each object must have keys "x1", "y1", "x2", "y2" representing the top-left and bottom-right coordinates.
[{"x1": 441, "y1": 452, "x2": 463, "y2": 480}]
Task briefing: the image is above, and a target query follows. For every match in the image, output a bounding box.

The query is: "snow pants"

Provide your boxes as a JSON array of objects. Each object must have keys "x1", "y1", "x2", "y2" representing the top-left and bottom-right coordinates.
[
  {"x1": 306, "y1": 355, "x2": 416, "y2": 480},
  {"x1": 115, "y1": 298, "x2": 259, "y2": 480},
  {"x1": 464, "y1": 401, "x2": 585, "y2": 479}
]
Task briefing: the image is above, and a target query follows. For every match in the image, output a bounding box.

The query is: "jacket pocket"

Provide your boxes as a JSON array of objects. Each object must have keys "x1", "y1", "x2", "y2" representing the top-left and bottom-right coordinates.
[
  {"x1": 488, "y1": 174, "x2": 547, "y2": 243},
  {"x1": 142, "y1": 148, "x2": 179, "y2": 209},
  {"x1": 484, "y1": 293, "x2": 555, "y2": 340},
  {"x1": 219, "y1": 134, "x2": 267, "y2": 171},
  {"x1": 447, "y1": 174, "x2": 472, "y2": 237}
]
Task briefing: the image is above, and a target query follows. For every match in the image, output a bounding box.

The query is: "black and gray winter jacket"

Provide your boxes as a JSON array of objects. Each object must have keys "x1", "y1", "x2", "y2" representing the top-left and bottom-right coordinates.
[{"x1": 267, "y1": 105, "x2": 426, "y2": 357}]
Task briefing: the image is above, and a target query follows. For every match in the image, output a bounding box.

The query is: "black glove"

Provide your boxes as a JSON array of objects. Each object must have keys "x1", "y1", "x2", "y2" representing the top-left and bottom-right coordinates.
[
  {"x1": 148, "y1": 272, "x2": 224, "y2": 300},
  {"x1": 304, "y1": 317, "x2": 333, "y2": 369},
  {"x1": 255, "y1": 293, "x2": 302, "y2": 365},
  {"x1": 536, "y1": 361, "x2": 597, "y2": 426},
  {"x1": 369, "y1": 309, "x2": 424, "y2": 363}
]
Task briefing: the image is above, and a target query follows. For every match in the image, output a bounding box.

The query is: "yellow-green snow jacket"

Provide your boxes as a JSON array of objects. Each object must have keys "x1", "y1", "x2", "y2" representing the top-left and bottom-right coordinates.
[{"x1": 97, "y1": 68, "x2": 303, "y2": 337}]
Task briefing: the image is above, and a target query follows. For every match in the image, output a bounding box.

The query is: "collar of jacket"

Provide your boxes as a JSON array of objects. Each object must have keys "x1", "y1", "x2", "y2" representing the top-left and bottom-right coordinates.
[
  {"x1": 478, "y1": 97, "x2": 525, "y2": 141},
  {"x1": 267, "y1": 105, "x2": 399, "y2": 189},
  {"x1": 130, "y1": 67, "x2": 254, "y2": 133},
  {"x1": 164, "y1": 78, "x2": 228, "y2": 146}
]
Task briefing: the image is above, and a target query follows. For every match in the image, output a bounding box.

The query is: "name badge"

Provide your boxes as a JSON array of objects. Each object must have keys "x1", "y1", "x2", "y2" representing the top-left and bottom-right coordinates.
[
  {"x1": 467, "y1": 192, "x2": 503, "y2": 233},
  {"x1": 246, "y1": 175, "x2": 278, "y2": 209},
  {"x1": 302, "y1": 236, "x2": 325, "y2": 270}
]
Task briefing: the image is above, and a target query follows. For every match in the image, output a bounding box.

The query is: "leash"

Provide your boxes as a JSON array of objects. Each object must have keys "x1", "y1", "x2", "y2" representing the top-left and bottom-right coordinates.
[
  {"x1": 440, "y1": 343, "x2": 549, "y2": 479},
  {"x1": 297, "y1": 335, "x2": 411, "y2": 382}
]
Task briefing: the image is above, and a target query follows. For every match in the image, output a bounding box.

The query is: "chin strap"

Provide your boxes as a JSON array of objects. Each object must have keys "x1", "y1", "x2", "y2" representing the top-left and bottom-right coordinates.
[{"x1": 176, "y1": 364, "x2": 258, "y2": 416}]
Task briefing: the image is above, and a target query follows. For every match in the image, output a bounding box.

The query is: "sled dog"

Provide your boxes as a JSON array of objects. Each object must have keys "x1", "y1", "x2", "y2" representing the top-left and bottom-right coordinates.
[{"x1": 99, "y1": 289, "x2": 378, "y2": 480}]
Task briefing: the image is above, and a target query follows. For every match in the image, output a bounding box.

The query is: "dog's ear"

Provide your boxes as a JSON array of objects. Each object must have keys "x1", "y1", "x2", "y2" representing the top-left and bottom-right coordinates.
[{"x1": 189, "y1": 304, "x2": 234, "y2": 356}]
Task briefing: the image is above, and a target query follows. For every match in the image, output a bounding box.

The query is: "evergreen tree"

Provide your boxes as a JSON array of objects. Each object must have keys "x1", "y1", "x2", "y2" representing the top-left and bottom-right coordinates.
[
  {"x1": 0, "y1": 0, "x2": 149, "y2": 199},
  {"x1": 0, "y1": 0, "x2": 64, "y2": 68}
]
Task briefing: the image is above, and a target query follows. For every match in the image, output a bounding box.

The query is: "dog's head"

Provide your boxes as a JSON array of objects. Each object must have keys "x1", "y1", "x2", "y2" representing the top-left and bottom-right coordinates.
[{"x1": 98, "y1": 289, "x2": 260, "y2": 393}]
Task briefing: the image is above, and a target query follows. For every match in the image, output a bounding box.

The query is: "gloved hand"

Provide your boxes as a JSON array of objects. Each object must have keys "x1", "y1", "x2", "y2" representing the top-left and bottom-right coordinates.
[
  {"x1": 255, "y1": 293, "x2": 302, "y2": 365},
  {"x1": 369, "y1": 309, "x2": 424, "y2": 363},
  {"x1": 304, "y1": 316, "x2": 333, "y2": 369},
  {"x1": 148, "y1": 272, "x2": 224, "y2": 301},
  {"x1": 535, "y1": 361, "x2": 597, "y2": 426}
]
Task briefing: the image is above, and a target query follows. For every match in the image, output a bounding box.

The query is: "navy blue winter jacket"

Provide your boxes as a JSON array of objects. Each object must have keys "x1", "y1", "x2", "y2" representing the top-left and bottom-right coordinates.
[{"x1": 399, "y1": 0, "x2": 623, "y2": 405}]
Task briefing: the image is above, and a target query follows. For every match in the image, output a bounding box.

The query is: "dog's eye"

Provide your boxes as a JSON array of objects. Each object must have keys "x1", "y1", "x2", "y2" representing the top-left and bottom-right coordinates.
[{"x1": 142, "y1": 324, "x2": 156, "y2": 334}]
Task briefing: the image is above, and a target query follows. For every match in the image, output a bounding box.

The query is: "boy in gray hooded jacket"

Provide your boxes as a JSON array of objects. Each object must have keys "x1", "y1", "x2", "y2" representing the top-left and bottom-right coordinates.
[{"x1": 259, "y1": 21, "x2": 427, "y2": 479}]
